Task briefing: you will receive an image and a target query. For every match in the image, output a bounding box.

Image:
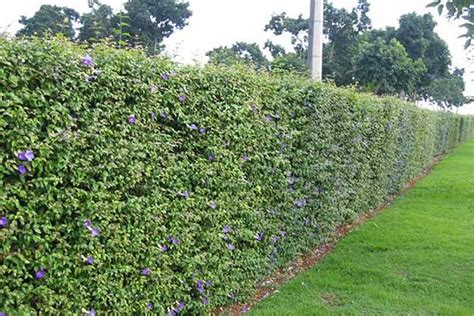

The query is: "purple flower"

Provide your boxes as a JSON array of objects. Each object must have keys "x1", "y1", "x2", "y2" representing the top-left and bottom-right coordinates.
[
  {"x1": 0, "y1": 216, "x2": 7, "y2": 228},
  {"x1": 17, "y1": 152, "x2": 27, "y2": 161},
  {"x1": 271, "y1": 235, "x2": 279, "y2": 243},
  {"x1": 264, "y1": 115, "x2": 273, "y2": 123},
  {"x1": 160, "y1": 112, "x2": 168, "y2": 119},
  {"x1": 202, "y1": 297, "x2": 209, "y2": 305},
  {"x1": 142, "y1": 267, "x2": 151, "y2": 276},
  {"x1": 199, "y1": 127, "x2": 207, "y2": 134},
  {"x1": 150, "y1": 84, "x2": 158, "y2": 94},
  {"x1": 222, "y1": 225, "x2": 231, "y2": 234},
  {"x1": 168, "y1": 236, "x2": 179, "y2": 245},
  {"x1": 176, "y1": 302, "x2": 186, "y2": 311},
  {"x1": 178, "y1": 95, "x2": 186, "y2": 103},
  {"x1": 81, "y1": 54, "x2": 93, "y2": 67},
  {"x1": 280, "y1": 230, "x2": 287, "y2": 237},
  {"x1": 241, "y1": 306, "x2": 249, "y2": 313},
  {"x1": 159, "y1": 244, "x2": 169, "y2": 252},
  {"x1": 161, "y1": 73, "x2": 169, "y2": 80},
  {"x1": 17, "y1": 150, "x2": 35, "y2": 161},
  {"x1": 177, "y1": 191, "x2": 190, "y2": 199},
  {"x1": 255, "y1": 232, "x2": 264, "y2": 242},
  {"x1": 242, "y1": 154, "x2": 249, "y2": 161},
  {"x1": 128, "y1": 115, "x2": 137, "y2": 125},
  {"x1": 147, "y1": 302, "x2": 154, "y2": 310},
  {"x1": 209, "y1": 201, "x2": 217, "y2": 210},
  {"x1": 84, "y1": 219, "x2": 92, "y2": 229},
  {"x1": 17, "y1": 164, "x2": 27, "y2": 175},
  {"x1": 89, "y1": 309, "x2": 96, "y2": 316},
  {"x1": 168, "y1": 301, "x2": 185, "y2": 315},
  {"x1": 208, "y1": 154, "x2": 215, "y2": 161},
  {"x1": 295, "y1": 199, "x2": 306, "y2": 208},
  {"x1": 150, "y1": 112, "x2": 157, "y2": 119},
  {"x1": 91, "y1": 227, "x2": 100, "y2": 237},
  {"x1": 189, "y1": 123, "x2": 198, "y2": 131},
  {"x1": 35, "y1": 269, "x2": 47, "y2": 279},
  {"x1": 250, "y1": 105, "x2": 257, "y2": 112},
  {"x1": 85, "y1": 255, "x2": 94, "y2": 265},
  {"x1": 227, "y1": 243, "x2": 235, "y2": 250},
  {"x1": 196, "y1": 280, "x2": 205, "y2": 293}
]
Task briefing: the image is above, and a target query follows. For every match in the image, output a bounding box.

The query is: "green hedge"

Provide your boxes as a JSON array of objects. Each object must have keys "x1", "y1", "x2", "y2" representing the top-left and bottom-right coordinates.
[{"x1": 1, "y1": 38, "x2": 473, "y2": 315}]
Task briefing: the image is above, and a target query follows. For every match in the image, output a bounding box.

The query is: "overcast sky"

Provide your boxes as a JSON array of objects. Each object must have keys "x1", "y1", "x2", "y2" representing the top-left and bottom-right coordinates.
[{"x1": 1, "y1": 0, "x2": 473, "y2": 113}]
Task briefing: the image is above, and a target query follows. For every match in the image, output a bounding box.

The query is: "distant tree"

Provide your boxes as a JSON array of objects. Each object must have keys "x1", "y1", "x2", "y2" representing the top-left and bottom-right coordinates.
[
  {"x1": 355, "y1": 0, "x2": 372, "y2": 32},
  {"x1": 16, "y1": 5, "x2": 80, "y2": 39},
  {"x1": 394, "y1": 13, "x2": 451, "y2": 85},
  {"x1": 427, "y1": 0, "x2": 474, "y2": 48},
  {"x1": 271, "y1": 53, "x2": 308, "y2": 74},
  {"x1": 123, "y1": 0, "x2": 192, "y2": 54},
  {"x1": 264, "y1": 0, "x2": 371, "y2": 84},
  {"x1": 353, "y1": 38, "x2": 427, "y2": 97},
  {"x1": 79, "y1": 0, "x2": 115, "y2": 43},
  {"x1": 207, "y1": 42, "x2": 269, "y2": 69},
  {"x1": 265, "y1": 12, "x2": 308, "y2": 57},
  {"x1": 426, "y1": 68, "x2": 468, "y2": 109}
]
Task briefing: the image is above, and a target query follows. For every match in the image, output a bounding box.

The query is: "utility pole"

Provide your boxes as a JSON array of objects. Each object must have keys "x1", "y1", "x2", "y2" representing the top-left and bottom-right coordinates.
[{"x1": 308, "y1": 0, "x2": 323, "y2": 81}]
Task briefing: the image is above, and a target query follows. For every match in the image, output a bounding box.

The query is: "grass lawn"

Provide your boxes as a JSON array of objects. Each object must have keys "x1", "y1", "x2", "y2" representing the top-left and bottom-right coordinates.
[{"x1": 251, "y1": 139, "x2": 474, "y2": 315}]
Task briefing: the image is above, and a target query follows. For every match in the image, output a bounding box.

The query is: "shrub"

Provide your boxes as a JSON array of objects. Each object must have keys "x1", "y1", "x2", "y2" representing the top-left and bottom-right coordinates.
[{"x1": 0, "y1": 38, "x2": 473, "y2": 314}]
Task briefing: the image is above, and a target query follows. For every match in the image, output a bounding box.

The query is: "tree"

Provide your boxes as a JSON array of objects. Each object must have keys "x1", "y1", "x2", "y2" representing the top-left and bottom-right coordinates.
[
  {"x1": 207, "y1": 42, "x2": 269, "y2": 69},
  {"x1": 427, "y1": 0, "x2": 474, "y2": 48},
  {"x1": 355, "y1": 0, "x2": 372, "y2": 32},
  {"x1": 395, "y1": 13, "x2": 451, "y2": 85},
  {"x1": 78, "y1": 1, "x2": 115, "y2": 43},
  {"x1": 16, "y1": 5, "x2": 80, "y2": 39},
  {"x1": 123, "y1": 0, "x2": 192, "y2": 54},
  {"x1": 271, "y1": 53, "x2": 308, "y2": 74},
  {"x1": 353, "y1": 38, "x2": 427, "y2": 97},
  {"x1": 264, "y1": 0, "x2": 371, "y2": 84},
  {"x1": 426, "y1": 68, "x2": 468, "y2": 109}
]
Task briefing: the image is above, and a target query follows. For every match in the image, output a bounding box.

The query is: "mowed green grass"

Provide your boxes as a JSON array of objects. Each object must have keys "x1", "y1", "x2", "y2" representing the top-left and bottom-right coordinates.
[{"x1": 251, "y1": 139, "x2": 474, "y2": 315}]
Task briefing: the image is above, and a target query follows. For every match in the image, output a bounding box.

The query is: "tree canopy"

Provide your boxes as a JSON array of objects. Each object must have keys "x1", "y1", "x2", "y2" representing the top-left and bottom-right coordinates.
[
  {"x1": 207, "y1": 42, "x2": 269, "y2": 69},
  {"x1": 17, "y1": 5, "x2": 80, "y2": 39},
  {"x1": 16, "y1": 0, "x2": 192, "y2": 54},
  {"x1": 353, "y1": 38, "x2": 427, "y2": 96}
]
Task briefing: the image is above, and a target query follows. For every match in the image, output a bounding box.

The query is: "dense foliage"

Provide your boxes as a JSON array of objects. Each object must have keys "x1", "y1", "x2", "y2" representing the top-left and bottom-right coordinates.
[{"x1": 1, "y1": 38, "x2": 473, "y2": 315}]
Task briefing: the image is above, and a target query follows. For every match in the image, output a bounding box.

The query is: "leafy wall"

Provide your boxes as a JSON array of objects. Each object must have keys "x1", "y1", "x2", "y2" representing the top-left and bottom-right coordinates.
[{"x1": 1, "y1": 38, "x2": 473, "y2": 314}]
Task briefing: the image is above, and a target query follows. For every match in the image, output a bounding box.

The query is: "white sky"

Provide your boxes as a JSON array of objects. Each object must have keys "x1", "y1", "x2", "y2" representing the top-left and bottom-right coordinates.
[{"x1": 1, "y1": 0, "x2": 473, "y2": 113}]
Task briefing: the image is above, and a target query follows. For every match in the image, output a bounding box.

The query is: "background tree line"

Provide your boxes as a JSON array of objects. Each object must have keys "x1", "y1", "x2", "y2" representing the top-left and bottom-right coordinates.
[
  {"x1": 15, "y1": 0, "x2": 192, "y2": 55},
  {"x1": 14, "y1": 0, "x2": 472, "y2": 109},
  {"x1": 207, "y1": 0, "x2": 470, "y2": 109}
]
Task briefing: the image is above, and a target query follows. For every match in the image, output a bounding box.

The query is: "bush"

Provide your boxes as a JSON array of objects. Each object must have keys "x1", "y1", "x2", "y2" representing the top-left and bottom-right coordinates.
[{"x1": 1, "y1": 38, "x2": 473, "y2": 314}]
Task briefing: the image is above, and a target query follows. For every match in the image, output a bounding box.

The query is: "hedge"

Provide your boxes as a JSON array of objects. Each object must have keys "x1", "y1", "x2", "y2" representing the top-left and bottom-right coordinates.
[{"x1": 1, "y1": 38, "x2": 473, "y2": 315}]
